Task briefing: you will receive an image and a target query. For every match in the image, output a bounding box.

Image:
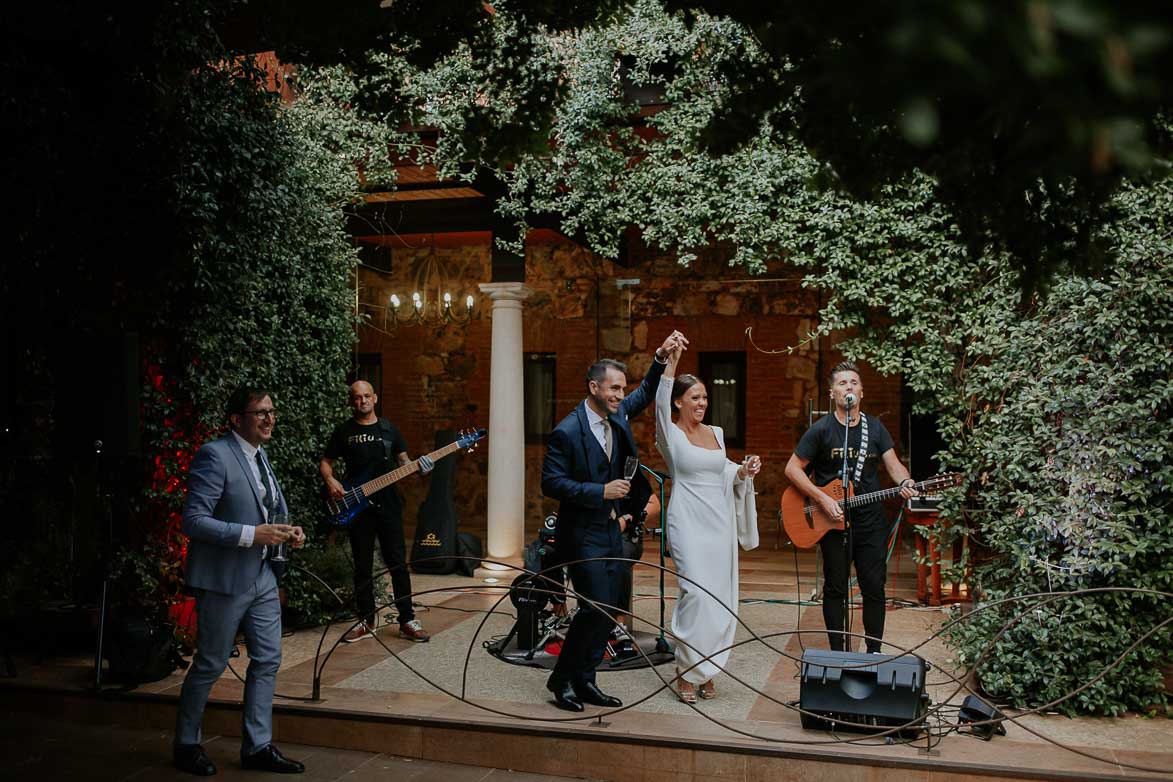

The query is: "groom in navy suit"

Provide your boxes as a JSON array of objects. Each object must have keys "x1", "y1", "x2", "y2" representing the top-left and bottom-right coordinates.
[
  {"x1": 173, "y1": 386, "x2": 306, "y2": 776},
  {"x1": 541, "y1": 330, "x2": 686, "y2": 711}
]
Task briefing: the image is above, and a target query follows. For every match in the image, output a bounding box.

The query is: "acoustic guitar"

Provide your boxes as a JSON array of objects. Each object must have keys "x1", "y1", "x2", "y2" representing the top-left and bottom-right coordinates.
[
  {"x1": 323, "y1": 427, "x2": 485, "y2": 527},
  {"x1": 781, "y1": 473, "x2": 962, "y2": 549}
]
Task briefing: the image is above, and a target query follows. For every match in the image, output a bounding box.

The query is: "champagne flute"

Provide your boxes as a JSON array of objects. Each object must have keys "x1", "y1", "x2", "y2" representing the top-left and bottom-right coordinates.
[
  {"x1": 624, "y1": 457, "x2": 639, "y2": 481},
  {"x1": 269, "y1": 512, "x2": 290, "y2": 562}
]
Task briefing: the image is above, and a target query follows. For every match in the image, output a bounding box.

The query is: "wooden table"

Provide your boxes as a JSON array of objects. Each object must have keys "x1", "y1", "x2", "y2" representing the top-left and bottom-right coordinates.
[{"x1": 904, "y1": 507, "x2": 969, "y2": 606}]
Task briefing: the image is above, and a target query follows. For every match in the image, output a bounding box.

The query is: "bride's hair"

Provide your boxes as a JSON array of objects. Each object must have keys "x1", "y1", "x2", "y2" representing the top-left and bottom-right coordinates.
[{"x1": 671, "y1": 374, "x2": 702, "y2": 410}]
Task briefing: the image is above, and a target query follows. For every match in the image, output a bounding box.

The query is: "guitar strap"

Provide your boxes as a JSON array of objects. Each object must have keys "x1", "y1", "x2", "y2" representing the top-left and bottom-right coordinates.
[
  {"x1": 852, "y1": 414, "x2": 869, "y2": 485},
  {"x1": 376, "y1": 418, "x2": 397, "y2": 468},
  {"x1": 363, "y1": 418, "x2": 399, "y2": 511}
]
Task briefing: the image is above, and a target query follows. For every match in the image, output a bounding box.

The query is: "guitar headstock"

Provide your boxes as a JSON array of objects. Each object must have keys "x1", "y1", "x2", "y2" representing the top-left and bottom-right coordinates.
[
  {"x1": 458, "y1": 427, "x2": 487, "y2": 452},
  {"x1": 921, "y1": 473, "x2": 963, "y2": 492}
]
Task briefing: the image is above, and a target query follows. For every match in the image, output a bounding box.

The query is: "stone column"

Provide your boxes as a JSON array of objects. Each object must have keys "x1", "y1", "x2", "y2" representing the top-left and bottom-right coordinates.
[{"x1": 477, "y1": 282, "x2": 533, "y2": 568}]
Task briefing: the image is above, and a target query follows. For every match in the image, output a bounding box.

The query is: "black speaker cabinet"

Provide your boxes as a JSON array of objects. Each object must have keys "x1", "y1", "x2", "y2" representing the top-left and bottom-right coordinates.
[{"x1": 799, "y1": 650, "x2": 929, "y2": 735}]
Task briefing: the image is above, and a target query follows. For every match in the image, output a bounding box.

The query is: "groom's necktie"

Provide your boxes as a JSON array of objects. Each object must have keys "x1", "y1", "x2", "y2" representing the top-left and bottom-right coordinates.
[
  {"x1": 603, "y1": 418, "x2": 618, "y2": 520},
  {"x1": 256, "y1": 451, "x2": 276, "y2": 516}
]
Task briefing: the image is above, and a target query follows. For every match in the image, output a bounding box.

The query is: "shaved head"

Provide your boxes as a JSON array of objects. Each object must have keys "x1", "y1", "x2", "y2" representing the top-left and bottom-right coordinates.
[{"x1": 348, "y1": 380, "x2": 378, "y2": 422}]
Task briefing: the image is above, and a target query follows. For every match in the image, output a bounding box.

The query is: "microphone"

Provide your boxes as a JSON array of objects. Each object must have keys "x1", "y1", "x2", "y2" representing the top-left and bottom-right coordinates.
[{"x1": 844, "y1": 393, "x2": 857, "y2": 408}]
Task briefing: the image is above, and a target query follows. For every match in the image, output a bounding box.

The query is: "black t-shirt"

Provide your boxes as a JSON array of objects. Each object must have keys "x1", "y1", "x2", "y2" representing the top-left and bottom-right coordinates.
[
  {"x1": 794, "y1": 412, "x2": 895, "y2": 527},
  {"x1": 324, "y1": 419, "x2": 408, "y2": 513}
]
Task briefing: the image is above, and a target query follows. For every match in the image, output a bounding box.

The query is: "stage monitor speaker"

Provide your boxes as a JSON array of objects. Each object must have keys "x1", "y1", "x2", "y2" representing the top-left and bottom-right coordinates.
[{"x1": 799, "y1": 650, "x2": 929, "y2": 735}]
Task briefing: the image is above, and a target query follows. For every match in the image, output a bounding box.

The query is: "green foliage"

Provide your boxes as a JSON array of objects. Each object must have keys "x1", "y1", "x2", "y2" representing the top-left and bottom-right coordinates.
[
  {"x1": 108, "y1": 543, "x2": 185, "y2": 622},
  {"x1": 142, "y1": 46, "x2": 394, "y2": 517},
  {"x1": 663, "y1": 1, "x2": 1173, "y2": 291},
  {"x1": 282, "y1": 538, "x2": 357, "y2": 628},
  {"x1": 134, "y1": 5, "x2": 404, "y2": 609},
  {"x1": 940, "y1": 179, "x2": 1173, "y2": 715},
  {"x1": 415, "y1": 1, "x2": 777, "y2": 262},
  {"x1": 409, "y1": 0, "x2": 574, "y2": 175},
  {"x1": 394, "y1": 0, "x2": 1173, "y2": 289}
]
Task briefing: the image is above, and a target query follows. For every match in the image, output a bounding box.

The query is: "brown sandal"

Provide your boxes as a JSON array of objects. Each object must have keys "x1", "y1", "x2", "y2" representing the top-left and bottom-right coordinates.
[
  {"x1": 698, "y1": 681, "x2": 716, "y2": 700},
  {"x1": 677, "y1": 680, "x2": 698, "y2": 704}
]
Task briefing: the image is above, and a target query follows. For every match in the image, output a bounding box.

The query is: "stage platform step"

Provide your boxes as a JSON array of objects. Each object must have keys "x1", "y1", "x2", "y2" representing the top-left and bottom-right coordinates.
[
  {"x1": 2, "y1": 551, "x2": 1168, "y2": 782},
  {"x1": 1, "y1": 684, "x2": 1167, "y2": 782}
]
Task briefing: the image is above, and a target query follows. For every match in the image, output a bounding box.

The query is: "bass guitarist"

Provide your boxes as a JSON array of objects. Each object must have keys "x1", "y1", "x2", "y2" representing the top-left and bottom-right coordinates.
[
  {"x1": 783, "y1": 361, "x2": 917, "y2": 653},
  {"x1": 320, "y1": 380, "x2": 433, "y2": 643}
]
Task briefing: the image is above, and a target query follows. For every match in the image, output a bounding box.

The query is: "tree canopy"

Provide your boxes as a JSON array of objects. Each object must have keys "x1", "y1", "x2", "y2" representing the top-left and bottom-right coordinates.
[{"x1": 259, "y1": 0, "x2": 1173, "y2": 289}]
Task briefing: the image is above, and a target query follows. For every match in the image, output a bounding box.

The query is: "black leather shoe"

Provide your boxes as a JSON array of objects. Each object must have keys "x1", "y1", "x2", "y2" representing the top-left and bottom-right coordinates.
[
  {"x1": 575, "y1": 681, "x2": 622, "y2": 708},
  {"x1": 546, "y1": 678, "x2": 585, "y2": 712},
  {"x1": 241, "y1": 744, "x2": 305, "y2": 774},
  {"x1": 173, "y1": 744, "x2": 216, "y2": 776}
]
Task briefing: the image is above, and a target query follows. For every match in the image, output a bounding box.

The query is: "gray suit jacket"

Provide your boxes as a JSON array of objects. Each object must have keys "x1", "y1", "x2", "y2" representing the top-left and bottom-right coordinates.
[{"x1": 182, "y1": 434, "x2": 288, "y2": 595}]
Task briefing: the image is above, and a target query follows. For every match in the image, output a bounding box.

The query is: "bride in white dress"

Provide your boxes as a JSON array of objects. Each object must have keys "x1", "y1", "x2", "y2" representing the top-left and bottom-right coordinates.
[{"x1": 656, "y1": 339, "x2": 761, "y2": 703}]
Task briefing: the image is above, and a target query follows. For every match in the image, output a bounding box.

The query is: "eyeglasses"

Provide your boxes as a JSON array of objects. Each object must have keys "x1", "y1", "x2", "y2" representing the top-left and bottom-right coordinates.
[{"x1": 240, "y1": 409, "x2": 278, "y2": 421}]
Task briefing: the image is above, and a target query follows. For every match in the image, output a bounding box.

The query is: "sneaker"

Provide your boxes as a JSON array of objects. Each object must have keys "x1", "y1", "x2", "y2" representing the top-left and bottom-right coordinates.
[
  {"x1": 342, "y1": 622, "x2": 375, "y2": 643},
  {"x1": 399, "y1": 619, "x2": 430, "y2": 642}
]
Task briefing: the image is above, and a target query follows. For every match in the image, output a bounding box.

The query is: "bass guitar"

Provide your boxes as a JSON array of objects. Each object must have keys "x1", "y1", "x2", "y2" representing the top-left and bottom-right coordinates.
[
  {"x1": 324, "y1": 427, "x2": 485, "y2": 527},
  {"x1": 781, "y1": 473, "x2": 962, "y2": 549}
]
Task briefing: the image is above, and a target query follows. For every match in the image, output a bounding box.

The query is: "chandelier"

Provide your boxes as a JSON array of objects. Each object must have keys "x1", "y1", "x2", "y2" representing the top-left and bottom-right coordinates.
[{"x1": 384, "y1": 238, "x2": 476, "y2": 330}]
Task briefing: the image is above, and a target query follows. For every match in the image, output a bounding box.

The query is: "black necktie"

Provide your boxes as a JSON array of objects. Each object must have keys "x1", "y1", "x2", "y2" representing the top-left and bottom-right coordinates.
[{"x1": 255, "y1": 451, "x2": 276, "y2": 514}]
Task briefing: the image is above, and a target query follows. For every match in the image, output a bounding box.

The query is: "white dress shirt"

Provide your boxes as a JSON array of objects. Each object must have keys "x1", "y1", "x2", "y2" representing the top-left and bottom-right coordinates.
[
  {"x1": 231, "y1": 430, "x2": 274, "y2": 547},
  {"x1": 583, "y1": 402, "x2": 610, "y2": 455}
]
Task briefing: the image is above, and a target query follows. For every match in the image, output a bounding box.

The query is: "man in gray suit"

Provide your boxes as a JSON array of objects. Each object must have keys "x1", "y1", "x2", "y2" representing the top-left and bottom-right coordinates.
[{"x1": 173, "y1": 386, "x2": 306, "y2": 776}]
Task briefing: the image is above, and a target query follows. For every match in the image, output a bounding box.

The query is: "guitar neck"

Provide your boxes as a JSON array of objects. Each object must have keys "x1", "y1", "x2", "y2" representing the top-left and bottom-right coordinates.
[
  {"x1": 841, "y1": 479, "x2": 932, "y2": 510},
  {"x1": 358, "y1": 440, "x2": 462, "y2": 497}
]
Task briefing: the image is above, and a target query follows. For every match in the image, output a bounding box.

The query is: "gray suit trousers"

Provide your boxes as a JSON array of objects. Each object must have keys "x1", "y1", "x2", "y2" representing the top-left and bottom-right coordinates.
[{"x1": 174, "y1": 561, "x2": 281, "y2": 755}]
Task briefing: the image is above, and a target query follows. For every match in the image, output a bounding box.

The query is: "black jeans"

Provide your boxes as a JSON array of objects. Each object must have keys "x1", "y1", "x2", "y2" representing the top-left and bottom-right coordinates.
[
  {"x1": 819, "y1": 521, "x2": 889, "y2": 653},
  {"x1": 348, "y1": 507, "x2": 414, "y2": 626}
]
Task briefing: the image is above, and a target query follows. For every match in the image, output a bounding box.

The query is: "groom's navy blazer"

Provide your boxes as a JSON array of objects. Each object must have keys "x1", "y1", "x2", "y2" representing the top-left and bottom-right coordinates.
[{"x1": 541, "y1": 357, "x2": 665, "y2": 542}]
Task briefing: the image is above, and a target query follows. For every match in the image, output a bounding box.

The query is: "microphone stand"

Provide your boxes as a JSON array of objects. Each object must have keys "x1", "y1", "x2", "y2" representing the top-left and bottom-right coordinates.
[
  {"x1": 839, "y1": 399, "x2": 854, "y2": 653},
  {"x1": 92, "y1": 439, "x2": 113, "y2": 689},
  {"x1": 639, "y1": 463, "x2": 672, "y2": 654}
]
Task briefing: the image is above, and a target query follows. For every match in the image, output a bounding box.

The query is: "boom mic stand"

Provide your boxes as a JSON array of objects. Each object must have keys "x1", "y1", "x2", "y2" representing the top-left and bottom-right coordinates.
[
  {"x1": 640, "y1": 463, "x2": 672, "y2": 655},
  {"x1": 839, "y1": 398, "x2": 854, "y2": 653},
  {"x1": 92, "y1": 439, "x2": 113, "y2": 689}
]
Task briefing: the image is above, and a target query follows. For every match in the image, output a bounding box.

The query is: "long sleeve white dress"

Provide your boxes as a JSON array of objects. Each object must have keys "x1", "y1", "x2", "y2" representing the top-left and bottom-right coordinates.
[{"x1": 655, "y1": 374, "x2": 758, "y2": 685}]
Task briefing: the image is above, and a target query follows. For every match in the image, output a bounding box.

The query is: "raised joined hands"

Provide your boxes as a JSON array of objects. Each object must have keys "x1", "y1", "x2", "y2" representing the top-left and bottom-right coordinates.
[{"x1": 657, "y1": 330, "x2": 689, "y2": 362}]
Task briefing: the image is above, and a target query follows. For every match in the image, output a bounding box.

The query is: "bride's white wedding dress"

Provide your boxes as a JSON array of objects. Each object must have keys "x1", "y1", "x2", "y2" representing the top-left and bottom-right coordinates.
[{"x1": 655, "y1": 374, "x2": 758, "y2": 685}]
